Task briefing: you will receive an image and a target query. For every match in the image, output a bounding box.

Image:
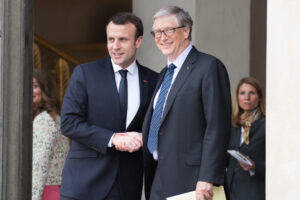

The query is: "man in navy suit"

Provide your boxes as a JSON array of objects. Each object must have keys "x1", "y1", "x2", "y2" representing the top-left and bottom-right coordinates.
[
  {"x1": 60, "y1": 12, "x2": 158, "y2": 200},
  {"x1": 143, "y1": 6, "x2": 232, "y2": 200}
]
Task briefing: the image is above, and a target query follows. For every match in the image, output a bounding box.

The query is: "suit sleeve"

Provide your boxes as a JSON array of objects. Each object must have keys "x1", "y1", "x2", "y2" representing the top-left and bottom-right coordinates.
[
  {"x1": 60, "y1": 66, "x2": 114, "y2": 154},
  {"x1": 251, "y1": 122, "x2": 266, "y2": 179},
  {"x1": 198, "y1": 59, "x2": 232, "y2": 185},
  {"x1": 253, "y1": 160, "x2": 265, "y2": 179}
]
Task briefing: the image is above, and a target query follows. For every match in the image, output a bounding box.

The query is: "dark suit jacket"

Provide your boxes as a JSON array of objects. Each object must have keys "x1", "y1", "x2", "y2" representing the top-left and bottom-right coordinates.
[
  {"x1": 225, "y1": 118, "x2": 266, "y2": 200},
  {"x1": 143, "y1": 47, "x2": 232, "y2": 199},
  {"x1": 60, "y1": 56, "x2": 158, "y2": 200}
]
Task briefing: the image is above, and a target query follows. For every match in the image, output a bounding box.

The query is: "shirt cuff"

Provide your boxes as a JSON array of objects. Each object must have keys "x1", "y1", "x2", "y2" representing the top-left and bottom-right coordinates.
[
  {"x1": 249, "y1": 169, "x2": 255, "y2": 176},
  {"x1": 108, "y1": 133, "x2": 115, "y2": 147},
  {"x1": 152, "y1": 150, "x2": 158, "y2": 160}
]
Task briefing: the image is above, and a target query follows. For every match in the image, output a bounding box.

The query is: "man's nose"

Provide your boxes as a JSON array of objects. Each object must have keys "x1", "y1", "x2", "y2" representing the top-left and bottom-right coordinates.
[{"x1": 113, "y1": 40, "x2": 120, "y2": 49}]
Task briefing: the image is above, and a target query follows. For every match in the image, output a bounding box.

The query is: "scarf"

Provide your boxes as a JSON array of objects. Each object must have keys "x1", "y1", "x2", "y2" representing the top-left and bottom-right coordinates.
[{"x1": 239, "y1": 109, "x2": 260, "y2": 145}]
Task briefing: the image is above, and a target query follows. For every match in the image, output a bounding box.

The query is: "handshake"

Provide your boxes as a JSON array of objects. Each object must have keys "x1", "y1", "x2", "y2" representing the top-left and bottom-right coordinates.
[{"x1": 112, "y1": 132, "x2": 143, "y2": 153}]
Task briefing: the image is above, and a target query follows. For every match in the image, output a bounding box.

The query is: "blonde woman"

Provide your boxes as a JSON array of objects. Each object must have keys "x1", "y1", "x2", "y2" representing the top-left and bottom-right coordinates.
[{"x1": 225, "y1": 77, "x2": 266, "y2": 200}]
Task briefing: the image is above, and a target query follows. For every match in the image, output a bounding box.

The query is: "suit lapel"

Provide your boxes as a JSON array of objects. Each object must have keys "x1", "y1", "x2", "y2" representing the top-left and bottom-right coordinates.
[
  {"x1": 160, "y1": 48, "x2": 198, "y2": 124},
  {"x1": 103, "y1": 58, "x2": 123, "y2": 121},
  {"x1": 141, "y1": 66, "x2": 167, "y2": 138},
  {"x1": 138, "y1": 65, "x2": 149, "y2": 114},
  {"x1": 126, "y1": 63, "x2": 150, "y2": 130},
  {"x1": 153, "y1": 67, "x2": 168, "y2": 101},
  {"x1": 233, "y1": 127, "x2": 242, "y2": 149},
  {"x1": 146, "y1": 67, "x2": 167, "y2": 116}
]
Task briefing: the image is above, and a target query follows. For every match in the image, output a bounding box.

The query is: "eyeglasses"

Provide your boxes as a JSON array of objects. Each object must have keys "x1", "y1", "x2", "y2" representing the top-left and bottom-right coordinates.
[{"x1": 151, "y1": 26, "x2": 185, "y2": 38}]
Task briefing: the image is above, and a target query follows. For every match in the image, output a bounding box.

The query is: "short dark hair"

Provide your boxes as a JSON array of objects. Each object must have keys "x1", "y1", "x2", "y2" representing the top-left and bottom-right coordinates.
[{"x1": 106, "y1": 12, "x2": 143, "y2": 40}]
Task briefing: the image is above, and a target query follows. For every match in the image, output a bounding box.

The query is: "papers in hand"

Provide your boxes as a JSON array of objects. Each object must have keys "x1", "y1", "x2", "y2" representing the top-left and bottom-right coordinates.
[
  {"x1": 227, "y1": 150, "x2": 253, "y2": 166},
  {"x1": 166, "y1": 186, "x2": 226, "y2": 200},
  {"x1": 166, "y1": 191, "x2": 195, "y2": 200}
]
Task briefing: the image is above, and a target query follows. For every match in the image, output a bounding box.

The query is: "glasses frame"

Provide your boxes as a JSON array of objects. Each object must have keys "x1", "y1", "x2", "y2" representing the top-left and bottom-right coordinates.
[{"x1": 151, "y1": 26, "x2": 185, "y2": 38}]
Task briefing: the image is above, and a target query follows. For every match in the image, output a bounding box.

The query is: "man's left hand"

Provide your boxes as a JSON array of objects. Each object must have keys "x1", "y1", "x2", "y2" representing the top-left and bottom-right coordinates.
[{"x1": 195, "y1": 181, "x2": 213, "y2": 200}]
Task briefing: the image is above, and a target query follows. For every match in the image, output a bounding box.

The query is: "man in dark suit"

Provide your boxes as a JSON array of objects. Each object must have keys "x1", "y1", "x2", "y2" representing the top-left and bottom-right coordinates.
[
  {"x1": 60, "y1": 12, "x2": 158, "y2": 200},
  {"x1": 143, "y1": 6, "x2": 232, "y2": 200}
]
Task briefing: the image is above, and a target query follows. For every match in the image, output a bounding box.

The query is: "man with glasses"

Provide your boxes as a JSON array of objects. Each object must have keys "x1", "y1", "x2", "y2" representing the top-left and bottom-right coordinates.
[{"x1": 142, "y1": 6, "x2": 232, "y2": 200}]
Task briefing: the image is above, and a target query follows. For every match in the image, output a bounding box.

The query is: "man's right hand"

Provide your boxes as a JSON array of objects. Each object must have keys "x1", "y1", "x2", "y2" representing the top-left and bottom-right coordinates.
[
  {"x1": 112, "y1": 132, "x2": 143, "y2": 152},
  {"x1": 196, "y1": 181, "x2": 213, "y2": 200}
]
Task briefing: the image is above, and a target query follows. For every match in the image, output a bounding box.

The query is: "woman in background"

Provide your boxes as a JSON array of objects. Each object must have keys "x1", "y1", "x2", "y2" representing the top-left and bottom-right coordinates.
[
  {"x1": 32, "y1": 69, "x2": 69, "y2": 200},
  {"x1": 225, "y1": 77, "x2": 266, "y2": 200}
]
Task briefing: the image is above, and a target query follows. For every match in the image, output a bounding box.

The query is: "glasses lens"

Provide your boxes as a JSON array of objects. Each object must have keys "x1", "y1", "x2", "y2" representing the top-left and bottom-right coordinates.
[
  {"x1": 152, "y1": 26, "x2": 184, "y2": 38},
  {"x1": 155, "y1": 31, "x2": 161, "y2": 38}
]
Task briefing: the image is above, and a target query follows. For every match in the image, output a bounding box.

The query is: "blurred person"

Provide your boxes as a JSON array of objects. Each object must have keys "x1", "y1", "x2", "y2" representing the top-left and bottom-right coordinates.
[
  {"x1": 142, "y1": 6, "x2": 232, "y2": 200},
  {"x1": 59, "y1": 12, "x2": 158, "y2": 200},
  {"x1": 32, "y1": 69, "x2": 69, "y2": 200},
  {"x1": 225, "y1": 77, "x2": 266, "y2": 200}
]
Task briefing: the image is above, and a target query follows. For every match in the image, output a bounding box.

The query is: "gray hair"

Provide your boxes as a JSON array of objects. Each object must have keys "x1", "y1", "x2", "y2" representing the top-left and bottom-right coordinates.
[{"x1": 153, "y1": 6, "x2": 193, "y2": 40}]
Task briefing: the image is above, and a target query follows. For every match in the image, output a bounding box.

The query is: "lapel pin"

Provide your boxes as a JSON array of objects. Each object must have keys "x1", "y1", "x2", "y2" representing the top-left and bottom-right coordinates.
[
  {"x1": 143, "y1": 80, "x2": 148, "y2": 83},
  {"x1": 187, "y1": 66, "x2": 190, "y2": 70}
]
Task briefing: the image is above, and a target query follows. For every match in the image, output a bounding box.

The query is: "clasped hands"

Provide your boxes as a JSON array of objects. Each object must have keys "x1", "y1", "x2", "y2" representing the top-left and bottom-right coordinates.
[{"x1": 112, "y1": 132, "x2": 143, "y2": 153}]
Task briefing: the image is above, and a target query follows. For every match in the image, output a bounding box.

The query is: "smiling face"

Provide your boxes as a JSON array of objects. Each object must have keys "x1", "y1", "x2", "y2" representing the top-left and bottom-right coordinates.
[
  {"x1": 106, "y1": 22, "x2": 142, "y2": 69},
  {"x1": 152, "y1": 15, "x2": 190, "y2": 61},
  {"x1": 33, "y1": 78, "x2": 42, "y2": 111},
  {"x1": 238, "y1": 83, "x2": 261, "y2": 112}
]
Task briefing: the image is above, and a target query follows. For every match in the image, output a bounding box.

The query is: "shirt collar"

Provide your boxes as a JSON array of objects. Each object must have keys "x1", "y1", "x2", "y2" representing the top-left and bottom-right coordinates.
[
  {"x1": 111, "y1": 59, "x2": 138, "y2": 75},
  {"x1": 167, "y1": 44, "x2": 193, "y2": 69}
]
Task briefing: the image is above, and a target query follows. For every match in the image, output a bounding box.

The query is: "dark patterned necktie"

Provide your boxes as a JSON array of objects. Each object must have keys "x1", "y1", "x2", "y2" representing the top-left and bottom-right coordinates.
[{"x1": 147, "y1": 64, "x2": 176, "y2": 153}]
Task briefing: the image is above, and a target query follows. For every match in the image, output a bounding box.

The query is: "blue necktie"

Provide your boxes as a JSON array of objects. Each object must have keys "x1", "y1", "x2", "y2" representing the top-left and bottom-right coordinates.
[
  {"x1": 119, "y1": 70, "x2": 128, "y2": 131},
  {"x1": 147, "y1": 64, "x2": 176, "y2": 153}
]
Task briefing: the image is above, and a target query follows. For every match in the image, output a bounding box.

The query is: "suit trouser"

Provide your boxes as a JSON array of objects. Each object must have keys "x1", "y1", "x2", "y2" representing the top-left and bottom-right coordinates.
[
  {"x1": 150, "y1": 165, "x2": 163, "y2": 200},
  {"x1": 105, "y1": 176, "x2": 121, "y2": 200}
]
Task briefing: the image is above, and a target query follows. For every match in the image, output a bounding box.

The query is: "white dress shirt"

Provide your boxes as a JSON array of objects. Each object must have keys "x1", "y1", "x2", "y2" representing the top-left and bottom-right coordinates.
[
  {"x1": 153, "y1": 44, "x2": 192, "y2": 109},
  {"x1": 108, "y1": 59, "x2": 140, "y2": 147},
  {"x1": 112, "y1": 59, "x2": 140, "y2": 128},
  {"x1": 152, "y1": 44, "x2": 192, "y2": 159}
]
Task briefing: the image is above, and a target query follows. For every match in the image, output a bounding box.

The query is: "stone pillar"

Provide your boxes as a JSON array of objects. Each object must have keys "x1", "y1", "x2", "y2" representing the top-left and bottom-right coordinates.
[
  {"x1": 266, "y1": 0, "x2": 300, "y2": 199},
  {"x1": 250, "y1": 0, "x2": 267, "y2": 89},
  {"x1": 0, "y1": 0, "x2": 33, "y2": 199},
  {"x1": 195, "y1": 0, "x2": 251, "y2": 92},
  {"x1": 0, "y1": 2, "x2": 2, "y2": 198}
]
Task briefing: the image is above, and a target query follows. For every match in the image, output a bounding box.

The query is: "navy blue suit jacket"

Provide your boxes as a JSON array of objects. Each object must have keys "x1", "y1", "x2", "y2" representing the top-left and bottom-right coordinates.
[{"x1": 60, "y1": 56, "x2": 158, "y2": 200}]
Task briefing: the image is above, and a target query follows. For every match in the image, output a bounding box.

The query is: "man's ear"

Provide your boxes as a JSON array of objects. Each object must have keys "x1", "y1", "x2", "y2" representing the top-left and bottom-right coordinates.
[
  {"x1": 184, "y1": 27, "x2": 190, "y2": 39},
  {"x1": 135, "y1": 36, "x2": 143, "y2": 48}
]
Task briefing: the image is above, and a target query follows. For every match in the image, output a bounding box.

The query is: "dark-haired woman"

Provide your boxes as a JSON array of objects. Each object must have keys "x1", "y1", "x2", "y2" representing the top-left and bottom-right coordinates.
[
  {"x1": 32, "y1": 69, "x2": 69, "y2": 200},
  {"x1": 225, "y1": 77, "x2": 266, "y2": 200}
]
